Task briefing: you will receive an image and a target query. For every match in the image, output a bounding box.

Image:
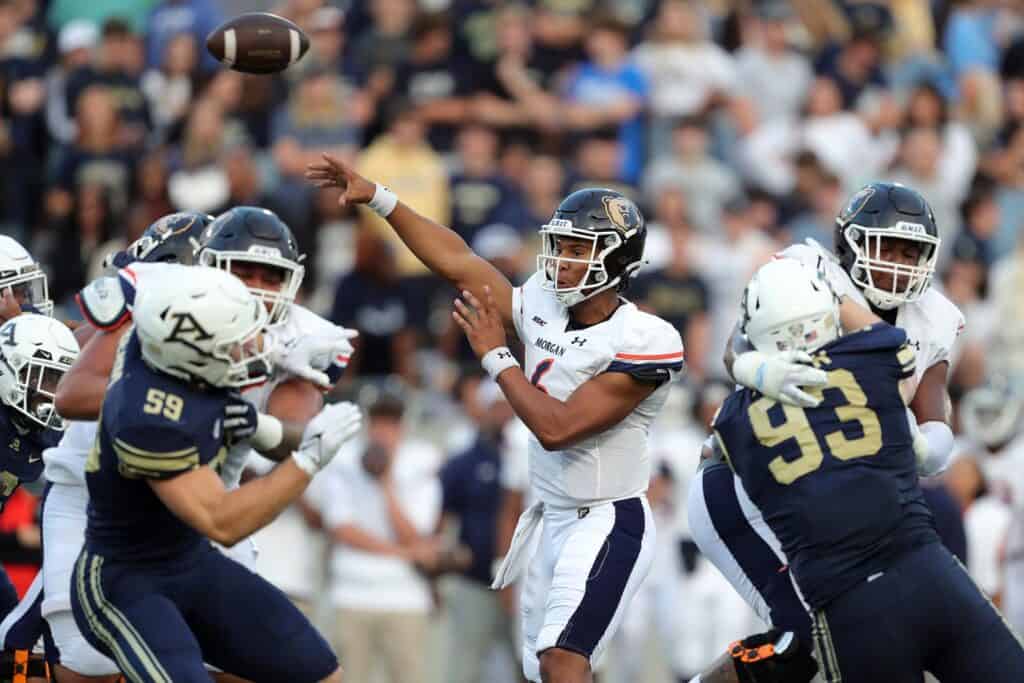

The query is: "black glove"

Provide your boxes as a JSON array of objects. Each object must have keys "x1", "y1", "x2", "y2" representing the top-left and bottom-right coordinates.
[
  {"x1": 223, "y1": 393, "x2": 258, "y2": 445},
  {"x1": 731, "y1": 629, "x2": 818, "y2": 683}
]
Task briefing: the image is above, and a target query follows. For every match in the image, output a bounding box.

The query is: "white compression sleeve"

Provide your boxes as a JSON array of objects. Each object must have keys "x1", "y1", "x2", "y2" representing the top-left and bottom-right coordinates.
[{"x1": 916, "y1": 421, "x2": 954, "y2": 477}]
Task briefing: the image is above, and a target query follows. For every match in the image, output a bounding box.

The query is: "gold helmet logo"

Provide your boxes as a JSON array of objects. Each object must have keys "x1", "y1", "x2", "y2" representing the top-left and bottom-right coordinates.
[
  {"x1": 601, "y1": 195, "x2": 640, "y2": 234},
  {"x1": 152, "y1": 213, "x2": 198, "y2": 238}
]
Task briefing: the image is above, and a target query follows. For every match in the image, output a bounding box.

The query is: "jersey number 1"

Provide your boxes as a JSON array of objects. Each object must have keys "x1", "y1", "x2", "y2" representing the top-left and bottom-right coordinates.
[{"x1": 747, "y1": 369, "x2": 882, "y2": 485}]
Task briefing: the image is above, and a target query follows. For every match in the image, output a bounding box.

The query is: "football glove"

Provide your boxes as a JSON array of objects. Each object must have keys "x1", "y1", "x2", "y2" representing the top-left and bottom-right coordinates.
[
  {"x1": 222, "y1": 393, "x2": 259, "y2": 445},
  {"x1": 292, "y1": 401, "x2": 363, "y2": 476},
  {"x1": 268, "y1": 325, "x2": 357, "y2": 388},
  {"x1": 732, "y1": 350, "x2": 828, "y2": 408},
  {"x1": 731, "y1": 629, "x2": 818, "y2": 683}
]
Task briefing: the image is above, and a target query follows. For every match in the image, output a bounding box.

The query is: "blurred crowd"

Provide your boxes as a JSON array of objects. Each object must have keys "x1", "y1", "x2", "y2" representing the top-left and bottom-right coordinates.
[{"x1": 2, "y1": 0, "x2": 1024, "y2": 680}]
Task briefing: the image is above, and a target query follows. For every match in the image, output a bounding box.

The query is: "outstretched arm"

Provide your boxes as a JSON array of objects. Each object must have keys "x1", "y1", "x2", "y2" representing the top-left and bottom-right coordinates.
[
  {"x1": 54, "y1": 324, "x2": 130, "y2": 419},
  {"x1": 307, "y1": 154, "x2": 515, "y2": 327}
]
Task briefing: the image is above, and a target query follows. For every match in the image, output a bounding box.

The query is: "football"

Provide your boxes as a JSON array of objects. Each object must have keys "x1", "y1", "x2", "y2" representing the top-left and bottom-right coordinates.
[{"x1": 205, "y1": 13, "x2": 310, "y2": 75}]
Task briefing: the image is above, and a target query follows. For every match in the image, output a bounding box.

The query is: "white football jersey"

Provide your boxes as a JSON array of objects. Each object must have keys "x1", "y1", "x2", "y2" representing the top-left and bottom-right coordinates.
[
  {"x1": 780, "y1": 240, "x2": 965, "y2": 387},
  {"x1": 46, "y1": 263, "x2": 349, "y2": 489},
  {"x1": 45, "y1": 262, "x2": 173, "y2": 486},
  {"x1": 512, "y1": 273, "x2": 684, "y2": 508},
  {"x1": 219, "y1": 303, "x2": 347, "y2": 488}
]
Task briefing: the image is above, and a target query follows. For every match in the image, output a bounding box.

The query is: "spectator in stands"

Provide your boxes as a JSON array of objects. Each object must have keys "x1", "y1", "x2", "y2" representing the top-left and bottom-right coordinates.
[
  {"x1": 632, "y1": 0, "x2": 736, "y2": 154},
  {"x1": 141, "y1": 32, "x2": 198, "y2": 143},
  {"x1": 321, "y1": 394, "x2": 442, "y2": 683},
  {"x1": 166, "y1": 97, "x2": 244, "y2": 212},
  {"x1": 393, "y1": 11, "x2": 473, "y2": 154},
  {"x1": 642, "y1": 115, "x2": 740, "y2": 234},
  {"x1": 632, "y1": 189, "x2": 711, "y2": 382},
  {"x1": 49, "y1": 85, "x2": 137, "y2": 221},
  {"x1": 66, "y1": 18, "x2": 151, "y2": 147},
  {"x1": 356, "y1": 98, "x2": 450, "y2": 278},
  {"x1": 784, "y1": 170, "x2": 843, "y2": 245},
  {"x1": 734, "y1": 1, "x2": 811, "y2": 126},
  {"x1": 888, "y1": 126, "x2": 967, "y2": 264},
  {"x1": 144, "y1": 0, "x2": 223, "y2": 74},
  {"x1": 944, "y1": 0, "x2": 1004, "y2": 143},
  {"x1": 130, "y1": 148, "x2": 174, "y2": 226},
  {"x1": 517, "y1": 153, "x2": 565, "y2": 231},
  {"x1": 814, "y1": 24, "x2": 888, "y2": 110},
  {"x1": 560, "y1": 13, "x2": 648, "y2": 183},
  {"x1": 329, "y1": 229, "x2": 418, "y2": 383},
  {"x1": 351, "y1": 0, "x2": 416, "y2": 105},
  {"x1": 46, "y1": 20, "x2": 98, "y2": 146},
  {"x1": 271, "y1": 65, "x2": 361, "y2": 232},
  {"x1": 449, "y1": 124, "x2": 524, "y2": 243},
  {"x1": 439, "y1": 377, "x2": 518, "y2": 683}
]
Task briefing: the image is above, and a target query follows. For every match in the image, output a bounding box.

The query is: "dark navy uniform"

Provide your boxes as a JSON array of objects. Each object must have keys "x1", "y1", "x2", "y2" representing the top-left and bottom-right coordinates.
[
  {"x1": 70, "y1": 332, "x2": 337, "y2": 683},
  {"x1": 715, "y1": 323, "x2": 1024, "y2": 683},
  {"x1": 0, "y1": 408, "x2": 57, "y2": 628}
]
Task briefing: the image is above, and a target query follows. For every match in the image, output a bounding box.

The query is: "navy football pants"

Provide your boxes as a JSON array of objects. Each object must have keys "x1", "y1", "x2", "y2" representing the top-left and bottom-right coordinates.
[
  {"x1": 813, "y1": 541, "x2": 1024, "y2": 683},
  {"x1": 71, "y1": 543, "x2": 337, "y2": 683}
]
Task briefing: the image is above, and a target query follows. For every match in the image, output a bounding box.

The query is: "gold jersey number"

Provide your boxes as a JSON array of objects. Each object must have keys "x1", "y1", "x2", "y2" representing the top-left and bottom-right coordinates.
[{"x1": 747, "y1": 369, "x2": 883, "y2": 485}]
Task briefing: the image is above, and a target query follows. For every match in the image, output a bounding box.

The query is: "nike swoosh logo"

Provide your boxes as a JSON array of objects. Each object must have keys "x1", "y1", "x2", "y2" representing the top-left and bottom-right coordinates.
[{"x1": 27, "y1": 456, "x2": 41, "y2": 463}]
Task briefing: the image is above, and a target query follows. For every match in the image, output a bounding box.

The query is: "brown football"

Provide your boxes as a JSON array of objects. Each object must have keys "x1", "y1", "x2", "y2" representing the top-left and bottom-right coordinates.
[{"x1": 206, "y1": 13, "x2": 310, "y2": 75}]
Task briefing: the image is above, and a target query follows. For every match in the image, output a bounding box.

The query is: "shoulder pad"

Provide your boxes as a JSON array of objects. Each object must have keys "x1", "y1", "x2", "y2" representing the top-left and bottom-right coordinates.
[
  {"x1": 606, "y1": 309, "x2": 685, "y2": 381},
  {"x1": 76, "y1": 277, "x2": 130, "y2": 330}
]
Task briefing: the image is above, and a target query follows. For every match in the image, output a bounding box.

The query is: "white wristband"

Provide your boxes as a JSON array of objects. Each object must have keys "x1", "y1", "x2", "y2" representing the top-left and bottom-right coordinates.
[
  {"x1": 482, "y1": 346, "x2": 519, "y2": 380},
  {"x1": 368, "y1": 183, "x2": 398, "y2": 218},
  {"x1": 251, "y1": 413, "x2": 284, "y2": 451}
]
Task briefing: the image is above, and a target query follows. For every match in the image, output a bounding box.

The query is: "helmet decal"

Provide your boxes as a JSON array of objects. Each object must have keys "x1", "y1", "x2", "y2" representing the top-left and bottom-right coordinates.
[
  {"x1": 602, "y1": 195, "x2": 640, "y2": 235},
  {"x1": 838, "y1": 185, "x2": 875, "y2": 226}
]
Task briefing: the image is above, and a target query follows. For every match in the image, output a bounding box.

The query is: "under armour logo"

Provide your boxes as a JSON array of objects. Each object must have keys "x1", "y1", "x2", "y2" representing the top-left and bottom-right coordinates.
[
  {"x1": 532, "y1": 316, "x2": 547, "y2": 327},
  {"x1": 497, "y1": 351, "x2": 513, "y2": 360},
  {"x1": 908, "y1": 339, "x2": 921, "y2": 351},
  {"x1": 570, "y1": 337, "x2": 586, "y2": 347}
]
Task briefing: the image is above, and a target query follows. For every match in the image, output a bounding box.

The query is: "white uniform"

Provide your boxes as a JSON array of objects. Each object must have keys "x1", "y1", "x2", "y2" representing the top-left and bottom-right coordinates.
[
  {"x1": 688, "y1": 239, "x2": 965, "y2": 630},
  {"x1": 499, "y1": 273, "x2": 684, "y2": 682},
  {"x1": 971, "y1": 436, "x2": 1024, "y2": 632},
  {"x1": 40, "y1": 263, "x2": 347, "y2": 675}
]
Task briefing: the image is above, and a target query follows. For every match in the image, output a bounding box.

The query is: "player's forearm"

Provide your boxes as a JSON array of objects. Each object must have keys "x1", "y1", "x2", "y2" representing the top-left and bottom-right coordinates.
[
  {"x1": 383, "y1": 202, "x2": 477, "y2": 288},
  {"x1": 382, "y1": 483, "x2": 423, "y2": 546},
  {"x1": 495, "y1": 369, "x2": 575, "y2": 450},
  {"x1": 53, "y1": 371, "x2": 107, "y2": 419},
  {"x1": 212, "y1": 459, "x2": 310, "y2": 547},
  {"x1": 332, "y1": 523, "x2": 407, "y2": 557}
]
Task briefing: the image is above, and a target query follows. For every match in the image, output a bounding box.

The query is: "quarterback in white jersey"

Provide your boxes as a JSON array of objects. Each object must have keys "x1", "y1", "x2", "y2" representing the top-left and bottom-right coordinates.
[
  {"x1": 309, "y1": 154, "x2": 682, "y2": 683},
  {"x1": 39, "y1": 209, "x2": 353, "y2": 681},
  {"x1": 688, "y1": 182, "x2": 965, "y2": 640}
]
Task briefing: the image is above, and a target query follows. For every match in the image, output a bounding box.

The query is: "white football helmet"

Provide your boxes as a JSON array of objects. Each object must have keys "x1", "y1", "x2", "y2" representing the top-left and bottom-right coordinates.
[
  {"x1": 0, "y1": 236, "x2": 52, "y2": 316},
  {"x1": 132, "y1": 265, "x2": 276, "y2": 389},
  {"x1": 0, "y1": 313, "x2": 79, "y2": 430},
  {"x1": 960, "y1": 378, "x2": 1024, "y2": 449},
  {"x1": 742, "y1": 258, "x2": 840, "y2": 355}
]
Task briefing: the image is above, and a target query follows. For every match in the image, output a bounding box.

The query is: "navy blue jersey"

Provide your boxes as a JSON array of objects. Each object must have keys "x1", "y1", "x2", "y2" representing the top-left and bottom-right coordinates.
[
  {"x1": 0, "y1": 408, "x2": 58, "y2": 511},
  {"x1": 84, "y1": 331, "x2": 230, "y2": 562},
  {"x1": 714, "y1": 323, "x2": 939, "y2": 609}
]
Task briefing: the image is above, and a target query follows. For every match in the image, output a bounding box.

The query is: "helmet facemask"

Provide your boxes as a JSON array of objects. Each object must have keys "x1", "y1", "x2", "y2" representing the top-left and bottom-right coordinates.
[
  {"x1": 0, "y1": 351, "x2": 71, "y2": 431},
  {"x1": 0, "y1": 265, "x2": 52, "y2": 317},
  {"x1": 844, "y1": 225, "x2": 939, "y2": 310},
  {"x1": 537, "y1": 219, "x2": 639, "y2": 307},
  {"x1": 199, "y1": 248, "x2": 304, "y2": 325}
]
